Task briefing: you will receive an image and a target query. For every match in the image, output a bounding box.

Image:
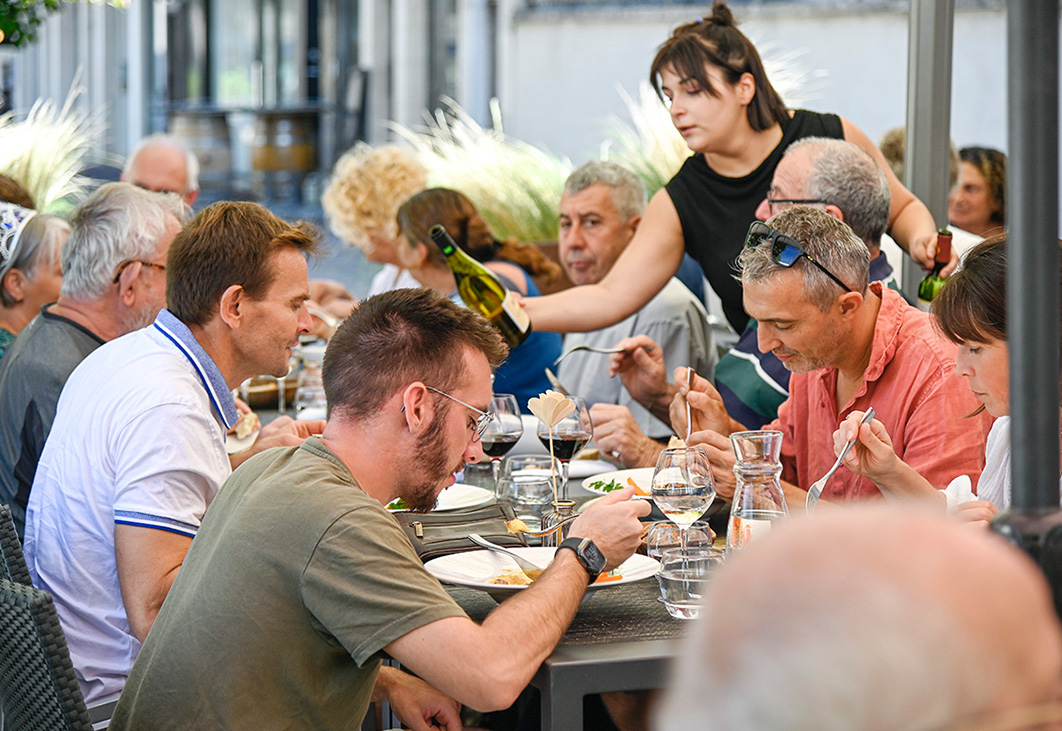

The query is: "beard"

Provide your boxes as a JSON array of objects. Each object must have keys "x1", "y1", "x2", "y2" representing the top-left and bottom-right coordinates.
[{"x1": 401, "y1": 403, "x2": 467, "y2": 513}]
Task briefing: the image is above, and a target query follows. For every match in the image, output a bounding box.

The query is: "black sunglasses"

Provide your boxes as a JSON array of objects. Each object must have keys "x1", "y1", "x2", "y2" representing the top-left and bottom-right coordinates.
[{"x1": 744, "y1": 221, "x2": 854, "y2": 293}]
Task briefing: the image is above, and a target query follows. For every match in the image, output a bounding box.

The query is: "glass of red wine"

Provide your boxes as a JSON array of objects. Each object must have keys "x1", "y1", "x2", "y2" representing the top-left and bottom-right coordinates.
[
  {"x1": 536, "y1": 396, "x2": 593, "y2": 500},
  {"x1": 481, "y1": 394, "x2": 524, "y2": 490}
]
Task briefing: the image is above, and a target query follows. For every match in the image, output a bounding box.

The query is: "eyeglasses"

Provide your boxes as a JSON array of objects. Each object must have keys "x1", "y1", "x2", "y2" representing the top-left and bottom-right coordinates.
[
  {"x1": 113, "y1": 260, "x2": 166, "y2": 284},
  {"x1": 765, "y1": 196, "x2": 828, "y2": 216},
  {"x1": 401, "y1": 385, "x2": 494, "y2": 442},
  {"x1": 744, "y1": 221, "x2": 854, "y2": 293}
]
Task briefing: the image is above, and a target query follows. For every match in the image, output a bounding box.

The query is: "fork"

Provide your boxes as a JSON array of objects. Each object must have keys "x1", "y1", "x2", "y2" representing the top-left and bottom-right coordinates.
[
  {"x1": 512, "y1": 514, "x2": 579, "y2": 538},
  {"x1": 552, "y1": 345, "x2": 626, "y2": 366},
  {"x1": 468, "y1": 533, "x2": 546, "y2": 580},
  {"x1": 805, "y1": 407, "x2": 876, "y2": 515}
]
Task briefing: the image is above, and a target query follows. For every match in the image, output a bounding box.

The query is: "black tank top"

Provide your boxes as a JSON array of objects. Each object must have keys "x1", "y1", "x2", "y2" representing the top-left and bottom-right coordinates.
[{"x1": 666, "y1": 110, "x2": 844, "y2": 332}]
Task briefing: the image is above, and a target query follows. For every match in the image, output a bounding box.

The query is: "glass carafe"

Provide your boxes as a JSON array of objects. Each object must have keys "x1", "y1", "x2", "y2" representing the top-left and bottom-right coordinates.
[
  {"x1": 541, "y1": 499, "x2": 576, "y2": 547},
  {"x1": 727, "y1": 430, "x2": 789, "y2": 554}
]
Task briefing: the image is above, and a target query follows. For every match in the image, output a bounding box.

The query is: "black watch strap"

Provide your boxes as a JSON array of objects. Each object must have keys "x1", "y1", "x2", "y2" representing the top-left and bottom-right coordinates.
[{"x1": 559, "y1": 537, "x2": 606, "y2": 583}]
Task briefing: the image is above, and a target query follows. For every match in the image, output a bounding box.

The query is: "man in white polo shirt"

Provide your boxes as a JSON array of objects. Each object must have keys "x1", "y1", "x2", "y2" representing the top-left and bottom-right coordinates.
[{"x1": 24, "y1": 201, "x2": 324, "y2": 708}]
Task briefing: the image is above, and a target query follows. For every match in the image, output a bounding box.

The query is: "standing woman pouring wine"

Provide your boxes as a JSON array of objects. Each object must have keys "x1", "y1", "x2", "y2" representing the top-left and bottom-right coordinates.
[{"x1": 524, "y1": 2, "x2": 944, "y2": 335}]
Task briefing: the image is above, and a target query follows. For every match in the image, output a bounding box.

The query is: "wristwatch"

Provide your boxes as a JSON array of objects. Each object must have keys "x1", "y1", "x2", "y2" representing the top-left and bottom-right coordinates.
[{"x1": 558, "y1": 537, "x2": 607, "y2": 583}]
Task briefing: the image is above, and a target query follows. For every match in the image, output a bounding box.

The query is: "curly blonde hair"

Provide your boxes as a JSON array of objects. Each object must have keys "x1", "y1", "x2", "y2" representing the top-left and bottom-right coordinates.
[{"x1": 321, "y1": 144, "x2": 427, "y2": 254}]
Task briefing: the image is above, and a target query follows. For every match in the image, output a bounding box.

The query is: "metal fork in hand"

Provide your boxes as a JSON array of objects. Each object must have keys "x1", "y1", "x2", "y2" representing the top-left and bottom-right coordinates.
[
  {"x1": 552, "y1": 345, "x2": 625, "y2": 367},
  {"x1": 468, "y1": 533, "x2": 546, "y2": 580},
  {"x1": 805, "y1": 408, "x2": 876, "y2": 515}
]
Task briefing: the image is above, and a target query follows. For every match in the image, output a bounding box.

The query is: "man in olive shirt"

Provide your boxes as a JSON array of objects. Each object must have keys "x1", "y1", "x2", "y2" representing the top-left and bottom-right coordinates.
[{"x1": 111, "y1": 289, "x2": 649, "y2": 730}]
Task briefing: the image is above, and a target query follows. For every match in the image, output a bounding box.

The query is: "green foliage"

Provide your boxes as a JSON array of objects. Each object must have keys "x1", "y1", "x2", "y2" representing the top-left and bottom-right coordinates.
[{"x1": 0, "y1": 0, "x2": 126, "y2": 46}]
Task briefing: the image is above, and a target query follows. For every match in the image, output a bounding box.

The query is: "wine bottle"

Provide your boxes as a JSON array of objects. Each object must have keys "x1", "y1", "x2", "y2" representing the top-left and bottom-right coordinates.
[
  {"x1": 916, "y1": 229, "x2": 953, "y2": 311},
  {"x1": 429, "y1": 224, "x2": 532, "y2": 348}
]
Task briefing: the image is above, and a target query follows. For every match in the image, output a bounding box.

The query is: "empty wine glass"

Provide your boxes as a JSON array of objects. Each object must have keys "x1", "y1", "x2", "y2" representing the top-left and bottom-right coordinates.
[
  {"x1": 651, "y1": 446, "x2": 716, "y2": 554},
  {"x1": 536, "y1": 396, "x2": 593, "y2": 500},
  {"x1": 480, "y1": 394, "x2": 523, "y2": 488}
]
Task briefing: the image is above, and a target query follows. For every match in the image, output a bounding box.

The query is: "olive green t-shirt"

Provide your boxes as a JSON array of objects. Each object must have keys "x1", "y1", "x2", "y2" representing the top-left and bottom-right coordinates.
[{"x1": 110, "y1": 437, "x2": 466, "y2": 730}]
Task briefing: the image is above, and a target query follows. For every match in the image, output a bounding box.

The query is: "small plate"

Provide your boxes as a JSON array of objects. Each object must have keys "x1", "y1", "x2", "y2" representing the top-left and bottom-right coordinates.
[
  {"x1": 386, "y1": 483, "x2": 494, "y2": 512},
  {"x1": 425, "y1": 547, "x2": 659, "y2": 602},
  {"x1": 225, "y1": 430, "x2": 259, "y2": 454},
  {"x1": 582, "y1": 468, "x2": 655, "y2": 497}
]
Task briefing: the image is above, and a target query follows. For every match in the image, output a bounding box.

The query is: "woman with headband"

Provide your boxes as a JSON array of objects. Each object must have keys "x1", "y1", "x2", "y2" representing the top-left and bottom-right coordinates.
[{"x1": 0, "y1": 203, "x2": 70, "y2": 358}]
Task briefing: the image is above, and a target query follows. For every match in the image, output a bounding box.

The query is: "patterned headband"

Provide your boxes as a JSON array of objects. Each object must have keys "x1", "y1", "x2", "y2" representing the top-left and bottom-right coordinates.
[{"x1": 0, "y1": 202, "x2": 37, "y2": 277}]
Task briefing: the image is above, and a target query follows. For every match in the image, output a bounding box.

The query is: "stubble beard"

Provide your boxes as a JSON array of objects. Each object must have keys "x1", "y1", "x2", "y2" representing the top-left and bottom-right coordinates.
[{"x1": 402, "y1": 403, "x2": 465, "y2": 513}]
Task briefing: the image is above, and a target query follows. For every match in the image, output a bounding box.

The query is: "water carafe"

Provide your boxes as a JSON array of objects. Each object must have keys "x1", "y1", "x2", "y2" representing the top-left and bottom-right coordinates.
[{"x1": 727, "y1": 430, "x2": 788, "y2": 553}]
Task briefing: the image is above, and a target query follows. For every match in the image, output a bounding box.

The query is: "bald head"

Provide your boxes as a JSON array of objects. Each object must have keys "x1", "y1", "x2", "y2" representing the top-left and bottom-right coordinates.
[
  {"x1": 656, "y1": 508, "x2": 1062, "y2": 730},
  {"x1": 123, "y1": 134, "x2": 199, "y2": 207}
]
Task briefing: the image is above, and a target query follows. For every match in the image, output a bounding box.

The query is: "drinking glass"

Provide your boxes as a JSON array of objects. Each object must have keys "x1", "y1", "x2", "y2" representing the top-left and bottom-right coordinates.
[
  {"x1": 481, "y1": 394, "x2": 523, "y2": 488},
  {"x1": 536, "y1": 396, "x2": 592, "y2": 500},
  {"x1": 651, "y1": 446, "x2": 716, "y2": 554},
  {"x1": 657, "y1": 547, "x2": 725, "y2": 619},
  {"x1": 727, "y1": 430, "x2": 789, "y2": 554},
  {"x1": 496, "y1": 474, "x2": 552, "y2": 534},
  {"x1": 645, "y1": 520, "x2": 713, "y2": 560}
]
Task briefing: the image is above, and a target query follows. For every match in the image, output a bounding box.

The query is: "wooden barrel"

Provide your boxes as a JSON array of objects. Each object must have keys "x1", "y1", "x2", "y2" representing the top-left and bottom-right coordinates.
[
  {"x1": 251, "y1": 110, "x2": 317, "y2": 173},
  {"x1": 168, "y1": 109, "x2": 232, "y2": 187}
]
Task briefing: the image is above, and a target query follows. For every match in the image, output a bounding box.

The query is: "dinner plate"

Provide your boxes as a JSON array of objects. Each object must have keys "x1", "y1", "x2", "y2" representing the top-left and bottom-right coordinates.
[
  {"x1": 425, "y1": 547, "x2": 659, "y2": 602},
  {"x1": 582, "y1": 468, "x2": 655, "y2": 497},
  {"x1": 225, "y1": 430, "x2": 259, "y2": 454},
  {"x1": 386, "y1": 483, "x2": 494, "y2": 512}
]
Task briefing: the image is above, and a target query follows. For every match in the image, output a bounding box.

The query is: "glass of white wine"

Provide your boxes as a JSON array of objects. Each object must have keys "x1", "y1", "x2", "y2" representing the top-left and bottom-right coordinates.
[{"x1": 651, "y1": 447, "x2": 716, "y2": 554}]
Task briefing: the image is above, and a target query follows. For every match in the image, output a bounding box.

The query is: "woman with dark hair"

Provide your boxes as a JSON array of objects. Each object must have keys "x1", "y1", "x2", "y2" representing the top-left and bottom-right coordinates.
[
  {"x1": 524, "y1": 1, "x2": 940, "y2": 336},
  {"x1": 0, "y1": 203, "x2": 69, "y2": 357},
  {"x1": 834, "y1": 235, "x2": 1062, "y2": 519},
  {"x1": 396, "y1": 187, "x2": 561, "y2": 408},
  {"x1": 948, "y1": 146, "x2": 1006, "y2": 238}
]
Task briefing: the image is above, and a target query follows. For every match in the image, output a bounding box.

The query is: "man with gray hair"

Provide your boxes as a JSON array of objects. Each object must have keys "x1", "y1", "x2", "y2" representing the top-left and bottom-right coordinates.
[
  {"x1": 0, "y1": 182, "x2": 184, "y2": 537},
  {"x1": 672, "y1": 207, "x2": 986, "y2": 505},
  {"x1": 656, "y1": 507, "x2": 1062, "y2": 730},
  {"x1": 122, "y1": 133, "x2": 200, "y2": 207},
  {"x1": 555, "y1": 160, "x2": 714, "y2": 469}
]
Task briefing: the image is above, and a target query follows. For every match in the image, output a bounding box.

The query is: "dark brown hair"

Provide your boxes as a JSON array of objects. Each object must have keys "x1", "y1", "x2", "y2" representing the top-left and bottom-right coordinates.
[
  {"x1": 0, "y1": 173, "x2": 35, "y2": 209},
  {"x1": 323, "y1": 288, "x2": 508, "y2": 421},
  {"x1": 959, "y1": 147, "x2": 1007, "y2": 227},
  {"x1": 397, "y1": 188, "x2": 561, "y2": 285},
  {"x1": 166, "y1": 201, "x2": 321, "y2": 326},
  {"x1": 932, "y1": 234, "x2": 1010, "y2": 346},
  {"x1": 650, "y1": 2, "x2": 789, "y2": 132}
]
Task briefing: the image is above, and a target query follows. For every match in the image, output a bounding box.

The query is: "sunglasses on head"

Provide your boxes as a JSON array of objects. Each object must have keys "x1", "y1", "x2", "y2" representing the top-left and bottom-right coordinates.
[{"x1": 744, "y1": 221, "x2": 854, "y2": 293}]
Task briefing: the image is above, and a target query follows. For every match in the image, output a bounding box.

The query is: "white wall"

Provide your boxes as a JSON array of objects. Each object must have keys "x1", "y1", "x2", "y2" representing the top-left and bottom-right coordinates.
[{"x1": 499, "y1": 4, "x2": 1011, "y2": 163}]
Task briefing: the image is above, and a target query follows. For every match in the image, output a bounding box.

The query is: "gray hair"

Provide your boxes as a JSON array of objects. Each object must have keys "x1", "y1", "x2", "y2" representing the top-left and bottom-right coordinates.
[
  {"x1": 60, "y1": 183, "x2": 186, "y2": 300},
  {"x1": 125, "y1": 133, "x2": 200, "y2": 193},
  {"x1": 788, "y1": 137, "x2": 890, "y2": 250},
  {"x1": 0, "y1": 214, "x2": 70, "y2": 308},
  {"x1": 562, "y1": 161, "x2": 647, "y2": 221},
  {"x1": 738, "y1": 207, "x2": 870, "y2": 311}
]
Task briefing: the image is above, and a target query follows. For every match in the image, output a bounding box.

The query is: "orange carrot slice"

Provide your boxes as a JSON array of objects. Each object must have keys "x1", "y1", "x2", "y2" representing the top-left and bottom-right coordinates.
[
  {"x1": 627, "y1": 477, "x2": 650, "y2": 496},
  {"x1": 593, "y1": 572, "x2": 624, "y2": 584}
]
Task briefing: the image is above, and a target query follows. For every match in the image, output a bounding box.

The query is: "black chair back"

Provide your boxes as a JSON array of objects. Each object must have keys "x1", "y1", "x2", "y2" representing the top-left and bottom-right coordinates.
[
  {"x1": 0, "y1": 504, "x2": 31, "y2": 585},
  {"x1": 0, "y1": 577, "x2": 93, "y2": 730}
]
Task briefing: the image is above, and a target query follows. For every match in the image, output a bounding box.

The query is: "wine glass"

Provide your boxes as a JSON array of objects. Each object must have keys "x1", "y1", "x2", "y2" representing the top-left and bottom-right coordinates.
[
  {"x1": 536, "y1": 396, "x2": 593, "y2": 500},
  {"x1": 651, "y1": 446, "x2": 716, "y2": 554},
  {"x1": 480, "y1": 394, "x2": 524, "y2": 489}
]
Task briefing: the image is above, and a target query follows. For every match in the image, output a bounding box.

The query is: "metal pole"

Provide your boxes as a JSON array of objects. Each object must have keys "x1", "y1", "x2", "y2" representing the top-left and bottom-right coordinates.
[
  {"x1": 1006, "y1": 0, "x2": 1059, "y2": 510},
  {"x1": 901, "y1": 0, "x2": 954, "y2": 299}
]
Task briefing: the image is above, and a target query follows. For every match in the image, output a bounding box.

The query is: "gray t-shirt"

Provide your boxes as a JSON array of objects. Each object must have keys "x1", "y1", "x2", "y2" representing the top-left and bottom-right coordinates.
[
  {"x1": 110, "y1": 437, "x2": 466, "y2": 730},
  {"x1": 0, "y1": 307, "x2": 104, "y2": 537}
]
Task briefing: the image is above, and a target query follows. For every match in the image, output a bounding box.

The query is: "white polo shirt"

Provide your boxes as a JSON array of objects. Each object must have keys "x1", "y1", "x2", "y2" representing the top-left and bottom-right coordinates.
[{"x1": 24, "y1": 309, "x2": 237, "y2": 705}]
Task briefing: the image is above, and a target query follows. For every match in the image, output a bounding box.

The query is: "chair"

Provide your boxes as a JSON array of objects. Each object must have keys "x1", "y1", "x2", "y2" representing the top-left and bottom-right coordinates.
[
  {"x1": 0, "y1": 504, "x2": 31, "y2": 585},
  {"x1": 0, "y1": 577, "x2": 94, "y2": 730}
]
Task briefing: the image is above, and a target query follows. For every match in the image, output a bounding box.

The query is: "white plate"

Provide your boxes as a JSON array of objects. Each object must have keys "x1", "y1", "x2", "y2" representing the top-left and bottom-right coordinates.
[
  {"x1": 581, "y1": 468, "x2": 655, "y2": 497},
  {"x1": 387, "y1": 483, "x2": 494, "y2": 512},
  {"x1": 225, "y1": 430, "x2": 259, "y2": 454},
  {"x1": 566, "y1": 459, "x2": 618, "y2": 479},
  {"x1": 425, "y1": 547, "x2": 659, "y2": 600}
]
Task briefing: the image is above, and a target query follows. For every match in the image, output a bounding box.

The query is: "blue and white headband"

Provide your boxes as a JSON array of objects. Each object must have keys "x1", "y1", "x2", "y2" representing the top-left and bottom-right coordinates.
[{"x1": 0, "y1": 202, "x2": 37, "y2": 279}]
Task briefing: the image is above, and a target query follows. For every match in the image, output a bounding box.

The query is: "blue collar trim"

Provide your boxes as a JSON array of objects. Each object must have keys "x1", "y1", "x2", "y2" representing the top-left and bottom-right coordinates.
[{"x1": 152, "y1": 309, "x2": 237, "y2": 430}]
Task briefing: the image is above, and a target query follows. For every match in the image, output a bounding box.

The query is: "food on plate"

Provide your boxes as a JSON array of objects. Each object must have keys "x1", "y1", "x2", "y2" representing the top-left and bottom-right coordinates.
[
  {"x1": 587, "y1": 478, "x2": 625, "y2": 493},
  {"x1": 593, "y1": 569, "x2": 623, "y2": 584},
  {"x1": 506, "y1": 518, "x2": 529, "y2": 534},
  {"x1": 231, "y1": 410, "x2": 260, "y2": 440},
  {"x1": 578, "y1": 447, "x2": 600, "y2": 460},
  {"x1": 488, "y1": 568, "x2": 535, "y2": 586},
  {"x1": 386, "y1": 497, "x2": 411, "y2": 511},
  {"x1": 667, "y1": 436, "x2": 687, "y2": 449},
  {"x1": 626, "y1": 477, "x2": 650, "y2": 497}
]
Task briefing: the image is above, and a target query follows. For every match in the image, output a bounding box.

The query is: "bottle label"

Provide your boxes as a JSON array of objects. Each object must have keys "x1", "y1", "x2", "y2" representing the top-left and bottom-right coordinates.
[{"x1": 501, "y1": 290, "x2": 531, "y2": 332}]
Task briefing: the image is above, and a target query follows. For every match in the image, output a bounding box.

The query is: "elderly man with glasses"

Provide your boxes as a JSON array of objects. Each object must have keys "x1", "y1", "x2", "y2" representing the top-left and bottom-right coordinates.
[
  {"x1": 109, "y1": 288, "x2": 650, "y2": 731},
  {"x1": 670, "y1": 207, "x2": 988, "y2": 506}
]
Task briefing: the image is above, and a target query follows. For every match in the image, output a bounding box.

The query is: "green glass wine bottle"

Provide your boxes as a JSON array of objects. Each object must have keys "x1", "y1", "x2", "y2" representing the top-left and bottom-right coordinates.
[
  {"x1": 917, "y1": 229, "x2": 953, "y2": 312},
  {"x1": 429, "y1": 224, "x2": 532, "y2": 348}
]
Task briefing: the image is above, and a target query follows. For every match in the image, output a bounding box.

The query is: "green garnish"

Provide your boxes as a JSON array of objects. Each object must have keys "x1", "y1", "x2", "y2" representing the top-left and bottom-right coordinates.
[
  {"x1": 387, "y1": 497, "x2": 411, "y2": 511},
  {"x1": 588, "y1": 479, "x2": 624, "y2": 493}
]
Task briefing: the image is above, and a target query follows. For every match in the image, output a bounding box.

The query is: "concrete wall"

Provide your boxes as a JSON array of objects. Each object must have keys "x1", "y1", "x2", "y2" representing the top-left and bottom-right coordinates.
[{"x1": 499, "y1": 3, "x2": 1010, "y2": 163}]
